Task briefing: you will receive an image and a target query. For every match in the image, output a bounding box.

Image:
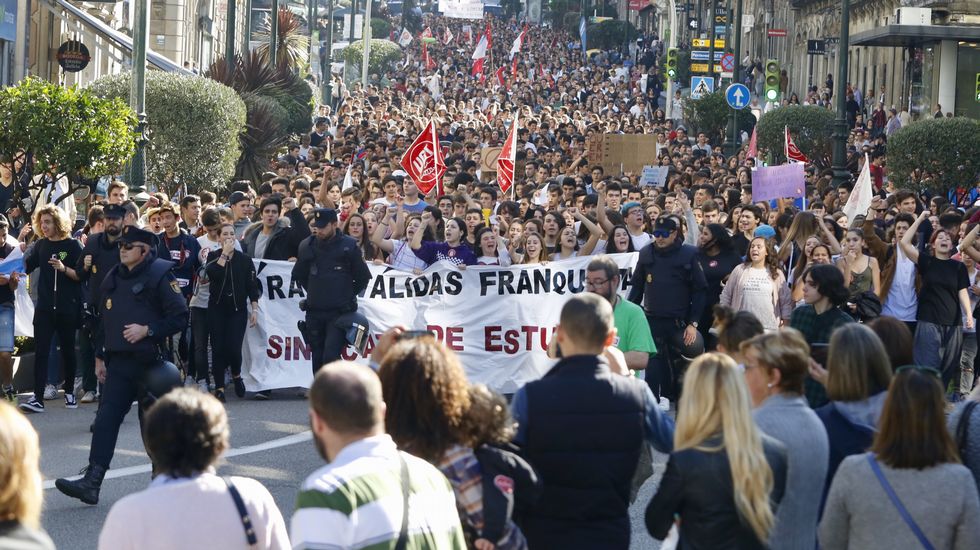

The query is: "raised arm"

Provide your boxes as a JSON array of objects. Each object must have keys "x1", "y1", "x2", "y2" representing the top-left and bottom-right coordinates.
[
  {"x1": 819, "y1": 217, "x2": 843, "y2": 255},
  {"x1": 596, "y1": 189, "x2": 614, "y2": 234},
  {"x1": 899, "y1": 211, "x2": 927, "y2": 264},
  {"x1": 573, "y1": 209, "x2": 603, "y2": 256},
  {"x1": 317, "y1": 168, "x2": 336, "y2": 209},
  {"x1": 371, "y1": 207, "x2": 396, "y2": 254},
  {"x1": 960, "y1": 223, "x2": 980, "y2": 263}
]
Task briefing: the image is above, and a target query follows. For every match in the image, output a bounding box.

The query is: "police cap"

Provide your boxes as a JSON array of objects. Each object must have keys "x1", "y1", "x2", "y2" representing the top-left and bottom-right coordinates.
[
  {"x1": 119, "y1": 226, "x2": 157, "y2": 247},
  {"x1": 103, "y1": 204, "x2": 127, "y2": 219},
  {"x1": 312, "y1": 208, "x2": 338, "y2": 228}
]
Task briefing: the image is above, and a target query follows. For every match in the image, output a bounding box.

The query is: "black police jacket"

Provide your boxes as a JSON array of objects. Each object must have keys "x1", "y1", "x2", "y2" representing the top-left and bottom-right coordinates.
[
  {"x1": 628, "y1": 239, "x2": 708, "y2": 324},
  {"x1": 292, "y1": 232, "x2": 371, "y2": 313},
  {"x1": 98, "y1": 255, "x2": 189, "y2": 357},
  {"x1": 76, "y1": 231, "x2": 121, "y2": 308}
]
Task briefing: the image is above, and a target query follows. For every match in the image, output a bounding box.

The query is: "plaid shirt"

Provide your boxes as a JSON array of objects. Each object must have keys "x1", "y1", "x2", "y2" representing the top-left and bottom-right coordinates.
[{"x1": 790, "y1": 304, "x2": 855, "y2": 407}]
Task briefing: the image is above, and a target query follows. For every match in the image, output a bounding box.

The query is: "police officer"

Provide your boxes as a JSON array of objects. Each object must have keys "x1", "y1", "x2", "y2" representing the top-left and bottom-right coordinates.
[
  {"x1": 628, "y1": 215, "x2": 707, "y2": 403},
  {"x1": 292, "y1": 208, "x2": 370, "y2": 375},
  {"x1": 55, "y1": 226, "x2": 189, "y2": 505}
]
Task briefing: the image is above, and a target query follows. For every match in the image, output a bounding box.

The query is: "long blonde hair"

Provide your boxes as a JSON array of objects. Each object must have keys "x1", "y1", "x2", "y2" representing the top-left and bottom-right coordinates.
[
  {"x1": 0, "y1": 402, "x2": 44, "y2": 528},
  {"x1": 674, "y1": 353, "x2": 775, "y2": 543}
]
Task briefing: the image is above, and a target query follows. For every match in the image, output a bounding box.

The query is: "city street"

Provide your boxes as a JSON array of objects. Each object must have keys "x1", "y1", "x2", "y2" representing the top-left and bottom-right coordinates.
[{"x1": 30, "y1": 390, "x2": 666, "y2": 549}]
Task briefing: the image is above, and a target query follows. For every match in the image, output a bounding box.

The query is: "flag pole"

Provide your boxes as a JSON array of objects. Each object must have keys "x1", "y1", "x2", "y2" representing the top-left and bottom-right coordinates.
[{"x1": 431, "y1": 119, "x2": 442, "y2": 196}]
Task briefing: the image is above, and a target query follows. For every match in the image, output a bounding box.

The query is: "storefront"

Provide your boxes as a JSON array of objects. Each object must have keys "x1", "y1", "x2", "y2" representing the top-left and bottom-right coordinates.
[{"x1": 0, "y1": 0, "x2": 17, "y2": 86}]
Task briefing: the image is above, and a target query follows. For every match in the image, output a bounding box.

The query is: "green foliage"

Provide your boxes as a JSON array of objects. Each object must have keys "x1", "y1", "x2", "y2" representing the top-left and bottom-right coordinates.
[
  {"x1": 548, "y1": 0, "x2": 576, "y2": 27},
  {"x1": 371, "y1": 17, "x2": 392, "y2": 39},
  {"x1": 888, "y1": 117, "x2": 980, "y2": 193},
  {"x1": 236, "y1": 94, "x2": 289, "y2": 183},
  {"x1": 684, "y1": 90, "x2": 756, "y2": 143},
  {"x1": 340, "y1": 39, "x2": 402, "y2": 76},
  {"x1": 89, "y1": 72, "x2": 245, "y2": 195},
  {"x1": 0, "y1": 77, "x2": 136, "y2": 214},
  {"x1": 501, "y1": 0, "x2": 522, "y2": 18},
  {"x1": 757, "y1": 105, "x2": 836, "y2": 167},
  {"x1": 255, "y1": 7, "x2": 310, "y2": 70},
  {"x1": 562, "y1": 11, "x2": 581, "y2": 34},
  {"x1": 587, "y1": 20, "x2": 637, "y2": 50}
]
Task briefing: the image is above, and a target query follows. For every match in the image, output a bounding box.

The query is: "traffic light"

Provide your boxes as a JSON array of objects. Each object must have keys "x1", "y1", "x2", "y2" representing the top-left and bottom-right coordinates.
[
  {"x1": 665, "y1": 48, "x2": 678, "y2": 80},
  {"x1": 765, "y1": 59, "x2": 780, "y2": 102}
]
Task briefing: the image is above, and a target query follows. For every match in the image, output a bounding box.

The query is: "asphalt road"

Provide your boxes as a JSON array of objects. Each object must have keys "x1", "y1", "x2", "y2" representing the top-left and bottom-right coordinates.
[{"x1": 27, "y1": 389, "x2": 666, "y2": 549}]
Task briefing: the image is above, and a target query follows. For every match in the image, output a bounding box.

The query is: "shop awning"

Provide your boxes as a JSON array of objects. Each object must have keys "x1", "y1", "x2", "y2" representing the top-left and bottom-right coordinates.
[
  {"x1": 851, "y1": 24, "x2": 980, "y2": 47},
  {"x1": 46, "y1": 0, "x2": 191, "y2": 73}
]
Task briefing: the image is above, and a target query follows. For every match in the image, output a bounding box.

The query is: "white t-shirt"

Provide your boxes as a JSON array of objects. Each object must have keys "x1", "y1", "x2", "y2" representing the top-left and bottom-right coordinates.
[
  {"x1": 740, "y1": 267, "x2": 779, "y2": 330},
  {"x1": 630, "y1": 231, "x2": 652, "y2": 251},
  {"x1": 190, "y1": 235, "x2": 242, "y2": 309},
  {"x1": 881, "y1": 245, "x2": 917, "y2": 321}
]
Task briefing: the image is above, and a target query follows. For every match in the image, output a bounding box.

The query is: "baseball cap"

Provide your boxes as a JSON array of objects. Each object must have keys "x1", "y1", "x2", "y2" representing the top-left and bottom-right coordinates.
[{"x1": 311, "y1": 208, "x2": 338, "y2": 228}]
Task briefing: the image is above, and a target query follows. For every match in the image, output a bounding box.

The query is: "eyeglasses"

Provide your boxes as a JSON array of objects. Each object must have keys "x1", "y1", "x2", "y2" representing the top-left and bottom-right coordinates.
[
  {"x1": 585, "y1": 278, "x2": 610, "y2": 288},
  {"x1": 652, "y1": 230, "x2": 672, "y2": 238},
  {"x1": 894, "y1": 365, "x2": 942, "y2": 379}
]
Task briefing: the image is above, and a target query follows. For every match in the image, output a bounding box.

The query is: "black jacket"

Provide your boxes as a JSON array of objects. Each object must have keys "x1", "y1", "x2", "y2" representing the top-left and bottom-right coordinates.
[
  {"x1": 628, "y1": 238, "x2": 708, "y2": 324},
  {"x1": 76, "y1": 231, "x2": 122, "y2": 307},
  {"x1": 241, "y1": 208, "x2": 309, "y2": 261},
  {"x1": 645, "y1": 435, "x2": 788, "y2": 550},
  {"x1": 204, "y1": 249, "x2": 260, "y2": 310},
  {"x1": 474, "y1": 443, "x2": 542, "y2": 545},
  {"x1": 292, "y1": 232, "x2": 371, "y2": 313}
]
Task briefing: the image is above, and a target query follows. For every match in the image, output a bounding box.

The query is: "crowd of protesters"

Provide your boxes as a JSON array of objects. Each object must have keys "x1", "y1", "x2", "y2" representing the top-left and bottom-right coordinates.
[{"x1": 2, "y1": 11, "x2": 980, "y2": 550}]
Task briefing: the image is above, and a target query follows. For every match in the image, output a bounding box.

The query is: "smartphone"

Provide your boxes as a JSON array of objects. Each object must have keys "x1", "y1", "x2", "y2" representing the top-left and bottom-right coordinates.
[{"x1": 398, "y1": 330, "x2": 436, "y2": 340}]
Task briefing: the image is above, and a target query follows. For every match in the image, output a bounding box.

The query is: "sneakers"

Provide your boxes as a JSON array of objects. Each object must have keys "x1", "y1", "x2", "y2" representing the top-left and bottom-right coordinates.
[
  {"x1": 19, "y1": 397, "x2": 45, "y2": 413},
  {"x1": 214, "y1": 388, "x2": 226, "y2": 403},
  {"x1": 65, "y1": 393, "x2": 78, "y2": 409},
  {"x1": 73, "y1": 376, "x2": 83, "y2": 397},
  {"x1": 232, "y1": 377, "x2": 246, "y2": 398},
  {"x1": 198, "y1": 380, "x2": 209, "y2": 394},
  {"x1": 254, "y1": 390, "x2": 271, "y2": 401},
  {"x1": 43, "y1": 384, "x2": 58, "y2": 400},
  {"x1": 2, "y1": 385, "x2": 15, "y2": 403},
  {"x1": 80, "y1": 391, "x2": 97, "y2": 404}
]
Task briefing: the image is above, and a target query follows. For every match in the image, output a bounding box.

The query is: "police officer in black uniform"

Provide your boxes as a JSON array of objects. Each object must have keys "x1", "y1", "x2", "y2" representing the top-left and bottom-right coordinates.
[
  {"x1": 55, "y1": 226, "x2": 189, "y2": 505},
  {"x1": 292, "y1": 208, "x2": 371, "y2": 375}
]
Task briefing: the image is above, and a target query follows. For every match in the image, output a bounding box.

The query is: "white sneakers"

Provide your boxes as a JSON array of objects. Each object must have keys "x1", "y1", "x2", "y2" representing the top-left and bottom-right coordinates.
[{"x1": 43, "y1": 384, "x2": 58, "y2": 400}]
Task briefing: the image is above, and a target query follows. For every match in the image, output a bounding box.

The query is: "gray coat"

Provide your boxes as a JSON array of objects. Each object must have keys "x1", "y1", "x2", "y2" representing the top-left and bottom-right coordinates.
[
  {"x1": 753, "y1": 393, "x2": 829, "y2": 550},
  {"x1": 819, "y1": 455, "x2": 980, "y2": 550}
]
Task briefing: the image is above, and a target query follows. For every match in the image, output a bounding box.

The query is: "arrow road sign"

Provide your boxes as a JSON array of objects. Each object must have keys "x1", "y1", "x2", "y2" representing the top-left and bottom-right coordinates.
[
  {"x1": 726, "y1": 83, "x2": 750, "y2": 109},
  {"x1": 691, "y1": 76, "x2": 715, "y2": 99}
]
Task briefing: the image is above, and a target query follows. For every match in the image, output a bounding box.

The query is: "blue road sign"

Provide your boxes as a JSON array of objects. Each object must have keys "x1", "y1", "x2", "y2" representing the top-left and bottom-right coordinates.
[
  {"x1": 726, "y1": 83, "x2": 750, "y2": 109},
  {"x1": 690, "y1": 76, "x2": 715, "y2": 99},
  {"x1": 690, "y1": 50, "x2": 724, "y2": 61}
]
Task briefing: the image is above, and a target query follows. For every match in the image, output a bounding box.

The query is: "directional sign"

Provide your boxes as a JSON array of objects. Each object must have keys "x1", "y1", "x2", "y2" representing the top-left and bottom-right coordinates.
[
  {"x1": 768, "y1": 28, "x2": 787, "y2": 37},
  {"x1": 807, "y1": 39, "x2": 826, "y2": 55},
  {"x1": 726, "y1": 83, "x2": 750, "y2": 109},
  {"x1": 720, "y1": 53, "x2": 735, "y2": 72},
  {"x1": 691, "y1": 50, "x2": 724, "y2": 61},
  {"x1": 692, "y1": 38, "x2": 725, "y2": 48},
  {"x1": 690, "y1": 63, "x2": 723, "y2": 73},
  {"x1": 691, "y1": 76, "x2": 715, "y2": 100}
]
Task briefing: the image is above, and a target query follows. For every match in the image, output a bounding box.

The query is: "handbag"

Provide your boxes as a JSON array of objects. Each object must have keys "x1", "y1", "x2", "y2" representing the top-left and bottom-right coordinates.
[{"x1": 866, "y1": 454, "x2": 935, "y2": 550}]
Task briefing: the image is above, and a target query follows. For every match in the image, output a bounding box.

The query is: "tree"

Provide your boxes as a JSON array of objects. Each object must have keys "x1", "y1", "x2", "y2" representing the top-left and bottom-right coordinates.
[
  {"x1": 340, "y1": 39, "x2": 402, "y2": 76},
  {"x1": 588, "y1": 20, "x2": 637, "y2": 50},
  {"x1": 89, "y1": 72, "x2": 246, "y2": 195},
  {"x1": 888, "y1": 117, "x2": 980, "y2": 194},
  {"x1": 0, "y1": 77, "x2": 137, "y2": 216},
  {"x1": 370, "y1": 17, "x2": 392, "y2": 39},
  {"x1": 756, "y1": 105, "x2": 835, "y2": 167},
  {"x1": 255, "y1": 7, "x2": 310, "y2": 70},
  {"x1": 684, "y1": 90, "x2": 756, "y2": 144}
]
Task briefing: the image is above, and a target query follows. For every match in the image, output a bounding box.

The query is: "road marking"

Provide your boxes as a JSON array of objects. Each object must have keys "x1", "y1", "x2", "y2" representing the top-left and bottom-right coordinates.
[{"x1": 43, "y1": 431, "x2": 312, "y2": 490}]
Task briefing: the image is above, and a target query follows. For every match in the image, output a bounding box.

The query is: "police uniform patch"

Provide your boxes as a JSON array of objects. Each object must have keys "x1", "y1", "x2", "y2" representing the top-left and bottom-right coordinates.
[
  {"x1": 170, "y1": 280, "x2": 180, "y2": 294},
  {"x1": 105, "y1": 298, "x2": 112, "y2": 310},
  {"x1": 92, "y1": 265, "x2": 97, "y2": 274},
  {"x1": 646, "y1": 273, "x2": 653, "y2": 283}
]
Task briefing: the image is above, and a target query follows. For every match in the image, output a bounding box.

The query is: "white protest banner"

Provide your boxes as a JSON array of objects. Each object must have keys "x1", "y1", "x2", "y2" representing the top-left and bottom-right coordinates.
[
  {"x1": 242, "y1": 254, "x2": 639, "y2": 393},
  {"x1": 439, "y1": 0, "x2": 485, "y2": 19},
  {"x1": 639, "y1": 166, "x2": 669, "y2": 187}
]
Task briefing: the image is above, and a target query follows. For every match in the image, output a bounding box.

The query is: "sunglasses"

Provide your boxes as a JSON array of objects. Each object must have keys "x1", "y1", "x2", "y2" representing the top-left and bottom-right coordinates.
[
  {"x1": 117, "y1": 242, "x2": 146, "y2": 251},
  {"x1": 652, "y1": 230, "x2": 672, "y2": 238},
  {"x1": 894, "y1": 365, "x2": 941, "y2": 379}
]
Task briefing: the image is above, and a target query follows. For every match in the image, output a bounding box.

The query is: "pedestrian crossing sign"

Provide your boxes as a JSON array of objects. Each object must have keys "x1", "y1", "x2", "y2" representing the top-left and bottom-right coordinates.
[{"x1": 691, "y1": 76, "x2": 715, "y2": 100}]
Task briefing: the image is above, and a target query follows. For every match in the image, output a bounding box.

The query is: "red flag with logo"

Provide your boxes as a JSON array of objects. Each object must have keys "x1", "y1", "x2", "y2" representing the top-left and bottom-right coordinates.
[
  {"x1": 400, "y1": 120, "x2": 447, "y2": 195},
  {"x1": 747, "y1": 126, "x2": 758, "y2": 158},
  {"x1": 423, "y1": 42, "x2": 436, "y2": 71},
  {"x1": 497, "y1": 113, "x2": 519, "y2": 194},
  {"x1": 421, "y1": 27, "x2": 433, "y2": 39},
  {"x1": 785, "y1": 126, "x2": 808, "y2": 163},
  {"x1": 495, "y1": 66, "x2": 507, "y2": 88}
]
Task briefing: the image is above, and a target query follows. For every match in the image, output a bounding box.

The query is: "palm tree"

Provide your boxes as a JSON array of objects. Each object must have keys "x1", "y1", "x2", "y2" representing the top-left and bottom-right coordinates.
[{"x1": 255, "y1": 7, "x2": 310, "y2": 70}]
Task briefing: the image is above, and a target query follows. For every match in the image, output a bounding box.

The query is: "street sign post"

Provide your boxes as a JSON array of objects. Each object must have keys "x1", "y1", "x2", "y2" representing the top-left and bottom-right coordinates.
[
  {"x1": 726, "y1": 83, "x2": 750, "y2": 109},
  {"x1": 691, "y1": 76, "x2": 715, "y2": 99},
  {"x1": 720, "y1": 53, "x2": 735, "y2": 72},
  {"x1": 806, "y1": 40, "x2": 826, "y2": 55},
  {"x1": 690, "y1": 63, "x2": 723, "y2": 73}
]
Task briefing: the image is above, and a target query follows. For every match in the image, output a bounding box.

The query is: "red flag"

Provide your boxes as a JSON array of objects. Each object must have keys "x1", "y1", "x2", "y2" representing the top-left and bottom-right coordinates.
[
  {"x1": 483, "y1": 22, "x2": 493, "y2": 49},
  {"x1": 495, "y1": 66, "x2": 506, "y2": 88},
  {"x1": 511, "y1": 56, "x2": 519, "y2": 78},
  {"x1": 497, "y1": 113, "x2": 518, "y2": 194},
  {"x1": 471, "y1": 57, "x2": 485, "y2": 77},
  {"x1": 400, "y1": 121, "x2": 447, "y2": 195},
  {"x1": 747, "y1": 126, "x2": 758, "y2": 158},
  {"x1": 421, "y1": 27, "x2": 433, "y2": 39},
  {"x1": 423, "y1": 42, "x2": 436, "y2": 71},
  {"x1": 785, "y1": 126, "x2": 808, "y2": 163},
  {"x1": 443, "y1": 27, "x2": 454, "y2": 45}
]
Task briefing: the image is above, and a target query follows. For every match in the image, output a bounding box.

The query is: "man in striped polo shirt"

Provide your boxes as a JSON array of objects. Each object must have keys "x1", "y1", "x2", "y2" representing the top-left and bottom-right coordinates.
[{"x1": 291, "y1": 361, "x2": 466, "y2": 549}]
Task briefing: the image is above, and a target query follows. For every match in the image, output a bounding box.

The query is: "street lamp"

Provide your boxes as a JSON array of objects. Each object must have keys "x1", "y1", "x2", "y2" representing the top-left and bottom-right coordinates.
[
  {"x1": 724, "y1": 0, "x2": 744, "y2": 156},
  {"x1": 830, "y1": 0, "x2": 851, "y2": 188},
  {"x1": 129, "y1": 0, "x2": 150, "y2": 199}
]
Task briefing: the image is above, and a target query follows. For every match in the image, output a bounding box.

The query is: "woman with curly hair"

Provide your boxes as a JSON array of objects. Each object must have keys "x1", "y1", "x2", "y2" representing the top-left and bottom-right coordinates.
[
  {"x1": 719, "y1": 236, "x2": 793, "y2": 331},
  {"x1": 379, "y1": 338, "x2": 528, "y2": 549}
]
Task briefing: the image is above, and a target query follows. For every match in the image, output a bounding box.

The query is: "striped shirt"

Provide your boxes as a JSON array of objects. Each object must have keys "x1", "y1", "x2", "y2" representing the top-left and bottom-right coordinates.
[{"x1": 291, "y1": 434, "x2": 466, "y2": 550}]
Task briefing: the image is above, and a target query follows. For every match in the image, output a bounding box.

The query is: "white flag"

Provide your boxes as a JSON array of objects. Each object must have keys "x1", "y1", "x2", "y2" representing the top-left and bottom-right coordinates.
[
  {"x1": 509, "y1": 28, "x2": 526, "y2": 59},
  {"x1": 398, "y1": 29, "x2": 413, "y2": 48},
  {"x1": 842, "y1": 153, "x2": 873, "y2": 224},
  {"x1": 471, "y1": 34, "x2": 488, "y2": 60},
  {"x1": 342, "y1": 164, "x2": 354, "y2": 192}
]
